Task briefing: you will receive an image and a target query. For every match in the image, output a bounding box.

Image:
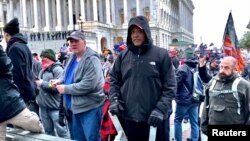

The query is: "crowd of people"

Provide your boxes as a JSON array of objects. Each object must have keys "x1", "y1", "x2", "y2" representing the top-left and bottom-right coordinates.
[{"x1": 1, "y1": 15, "x2": 250, "y2": 141}]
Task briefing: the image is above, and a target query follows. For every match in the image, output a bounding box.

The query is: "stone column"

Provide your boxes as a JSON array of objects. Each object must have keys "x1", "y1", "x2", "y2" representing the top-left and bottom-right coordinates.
[
  {"x1": 123, "y1": 0, "x2": 127, "y2": 24},
  {"x1": 62, "y1": 0, "x2": 67, "y2": 29},
  {"x1": 98, "y1": 0, "x2": 103, "y2": 22},
  {"x1": 55, "y1": 0, "x2": 62, "y2": 31},
  {"x1": 33, "y1": 0, "x2": 39, "y2": 32},
  {"x1": 0, "y1": 0, "x2": 4, "y2": 23},
  {"x1": 44, "y1": 0, "x2": 50, "y2": 31},
  {"x1": 111, "y1": 0, "x2": 115, "y2": 24},
  {"x1": 136, "y1": 0, "x2": 140, "y2": 16},
  {"x1": 27, "y1": 0, "x2": 33, "y2": 29},
  {"x1": 67, "y1": 0, "x2": 74, "y2": 30},
  {"x1": 150, "y1": 0, "x2": 153, "y2": 21},
  {"x1": 9, "y1": 0, "x2": 14, "y2": 20},
  {"x1": 86, "y1": 0, "x2": 91, "y2": 21},
  {"x1": 51, "y1": 0, "x2": 56, "y2": 29},
  {"x1": 75, "y1": 0, "x2": 79, "y2": 22},
  {"x1": 21, "y1": 0, "x2": 27, "y2": 28},
  {"x1": 93, "y1": 0, "x2": 98, "y2": 21},
  {"x1": 105, "y1": 0, "x2": 110, "y2": 24},
  {"x1": 0, "y1": 0, "x2": 4, "y2": 35},
  {"x1": 80, "y1": 0, "x2": 85, "y2": 21}
]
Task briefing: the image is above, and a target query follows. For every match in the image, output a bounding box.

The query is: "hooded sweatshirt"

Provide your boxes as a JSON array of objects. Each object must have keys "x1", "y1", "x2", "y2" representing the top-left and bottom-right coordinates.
[
  {"x1": 61, "y1": 47, "x2": 105, "y2": 114},
  {"x1": 6, "y1": 33, "x2": 36, "y2": 103},
  {"x1": 110, "y1": 16, "x2": 176, "y2": 122}
]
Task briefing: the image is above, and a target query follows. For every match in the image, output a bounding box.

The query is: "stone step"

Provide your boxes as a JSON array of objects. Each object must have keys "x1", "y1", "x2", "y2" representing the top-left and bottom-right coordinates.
[{"x1": 6, "y1": 127, "x2": 73, "y2": 141}]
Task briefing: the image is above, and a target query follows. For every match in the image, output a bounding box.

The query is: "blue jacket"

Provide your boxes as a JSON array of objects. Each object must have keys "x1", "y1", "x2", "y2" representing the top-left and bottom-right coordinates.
[{"x1": 175, "y1": 61, "x2": 198, "y2": 105}]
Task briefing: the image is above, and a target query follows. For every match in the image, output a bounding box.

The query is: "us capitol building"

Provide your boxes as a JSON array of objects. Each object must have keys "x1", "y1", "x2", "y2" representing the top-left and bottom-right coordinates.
[{"x1": 0, "y1": 0, "x2": 194, "y2": 53}]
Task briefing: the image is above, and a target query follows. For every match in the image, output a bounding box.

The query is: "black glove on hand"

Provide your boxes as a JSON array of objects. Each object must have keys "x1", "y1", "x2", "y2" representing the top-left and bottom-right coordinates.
[
  {"x1": 59, "y1": 117, "x2": 65, "y2": 126},
  {"x1": 109, "y1": 97, "x2": 124, "y2": 115},
  {"x1": 58, "y1": 114, "x2": 65, "y2": 126},
  {"x1": 148, "y1": 109, "x2": 164, "y2": 127},
  {"x1": 58, "y1": 108, "x2": 65, "y2": 126}
]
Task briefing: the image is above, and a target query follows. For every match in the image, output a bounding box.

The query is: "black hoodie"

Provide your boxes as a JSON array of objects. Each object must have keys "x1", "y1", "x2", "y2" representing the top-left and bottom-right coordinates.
[
  {"x1": 6, "y1": 33, "x2": 36, "y2": 103},
  {"x1": 126, "y1": 16, "x2": 153, "y2": 55},
  {"x1": 110, "y1": 16, "x2": 177, "y2": 122}
]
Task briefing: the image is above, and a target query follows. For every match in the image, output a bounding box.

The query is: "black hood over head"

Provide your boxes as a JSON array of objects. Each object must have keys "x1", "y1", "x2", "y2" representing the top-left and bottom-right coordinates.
[{"x1": 126, "y1": 16, "x2": 153, "y2": 54}]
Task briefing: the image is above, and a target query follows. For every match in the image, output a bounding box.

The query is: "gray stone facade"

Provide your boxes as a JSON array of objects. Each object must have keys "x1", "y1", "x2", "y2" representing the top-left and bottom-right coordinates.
[{"x1": 0, "y1": 0, "x2": 194, "y2": 53}]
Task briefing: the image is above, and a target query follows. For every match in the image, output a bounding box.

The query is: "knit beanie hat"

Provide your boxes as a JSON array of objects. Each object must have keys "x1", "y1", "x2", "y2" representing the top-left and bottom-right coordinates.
[
  {"x1": 3, "y1": 18, "x2": 20, "y2": 36},
  {"x1": 40, "y1": 49, "x2": 56, "y2": 61},
  {"x1": 184, "y1": 47, "x2": 195, "y2": 60}
]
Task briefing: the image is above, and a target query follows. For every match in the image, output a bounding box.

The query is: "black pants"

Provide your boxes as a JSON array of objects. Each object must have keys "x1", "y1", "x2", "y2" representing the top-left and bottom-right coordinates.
[{"x1": 120, "y1": 117, "x2": 170, "y2": 141}]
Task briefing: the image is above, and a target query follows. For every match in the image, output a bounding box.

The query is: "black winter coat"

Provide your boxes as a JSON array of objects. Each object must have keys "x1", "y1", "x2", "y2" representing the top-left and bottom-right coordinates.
[
  {"x1": 6, "y1": 33, "x2": 36, "y2": 103},
  {"x1": 0, "y1": 45, "x2": 26, "y2": 122},
  {"x1": 110, "y1": 16, "x2": 176, "y2": 122}
]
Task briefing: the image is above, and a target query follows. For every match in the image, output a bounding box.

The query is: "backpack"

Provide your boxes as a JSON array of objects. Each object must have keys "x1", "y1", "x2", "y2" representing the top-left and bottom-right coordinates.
[
  {"x1": 185, "y1": 65, "x2": 205, "y2": 103},
  {"x1": 44, "y1": 63, "x2": 64, "y2": 77}
]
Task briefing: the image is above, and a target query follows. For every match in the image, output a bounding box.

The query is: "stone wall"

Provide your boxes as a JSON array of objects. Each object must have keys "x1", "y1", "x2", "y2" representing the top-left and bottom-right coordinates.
[{"x1": 6, "y1": 127, "x2": 72, "y2": 141}]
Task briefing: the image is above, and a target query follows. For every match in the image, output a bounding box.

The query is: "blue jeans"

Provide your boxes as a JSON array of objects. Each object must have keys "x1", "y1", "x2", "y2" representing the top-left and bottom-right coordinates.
[
  {"x1": 39, "y1": 107, "x2": 69, "y2": 138},
  {"x1": 72, "y1": 105, "x2": 103, "y2": 141},
  {"x1": 174, "y1": 103, "x2": 199, "y2": 141}
]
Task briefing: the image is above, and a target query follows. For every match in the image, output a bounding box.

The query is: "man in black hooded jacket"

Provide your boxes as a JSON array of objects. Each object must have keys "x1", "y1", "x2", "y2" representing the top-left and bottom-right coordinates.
[
  {"x1": 109, "y1": 15, "x2": 176, "y2": 141},
  {"x1": 3, "y1": 18, "x2": 37, "y2": 113},
  {"x1": 0, "y1": 45, "x2": 43, "y2": 140}
]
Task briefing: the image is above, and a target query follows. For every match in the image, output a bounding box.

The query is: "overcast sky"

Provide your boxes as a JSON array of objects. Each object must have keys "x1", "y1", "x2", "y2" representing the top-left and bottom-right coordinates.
[{"x1": 193, "y1": 0, "x2": 250, "y2": 47}]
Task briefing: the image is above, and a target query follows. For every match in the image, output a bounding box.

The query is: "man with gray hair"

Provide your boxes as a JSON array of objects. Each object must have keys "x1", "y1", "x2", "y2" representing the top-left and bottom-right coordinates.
[
  {"x1": 52, "y1": 31, "x2": 105, "y2": 141},
  {"x1": 201, "y1": 56, "x2": 250, "y2": 135}
]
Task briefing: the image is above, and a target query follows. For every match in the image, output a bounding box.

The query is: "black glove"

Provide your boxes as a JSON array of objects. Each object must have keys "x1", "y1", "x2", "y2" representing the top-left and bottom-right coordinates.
[
  {"x1": 148, "y1": 109, "x2": 164, "y2": 127},
  {"x1": 59, "y1": 116, "x2": 65, "y2": 126},
  {"x1": 109, "y1": 97, "x2": 124, "y2": 115},
  {"x1": 58, "y1": 106, "x2": 66, "y2": 126}
]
